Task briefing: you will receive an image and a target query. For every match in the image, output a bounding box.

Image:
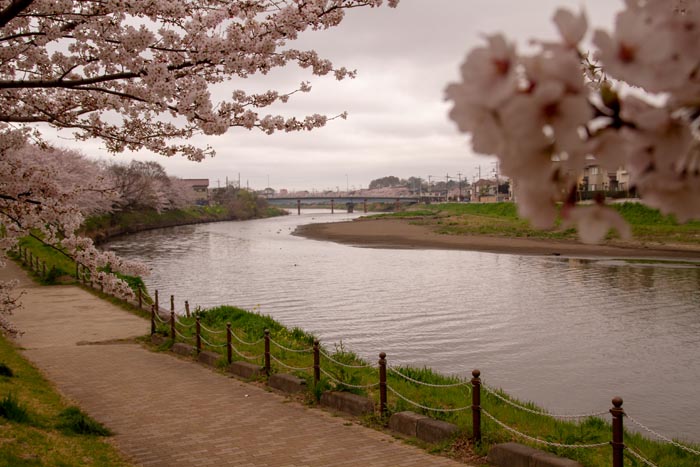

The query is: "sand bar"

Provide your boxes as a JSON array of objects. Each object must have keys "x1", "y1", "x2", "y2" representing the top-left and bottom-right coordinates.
[{"x1": 295, "y1": 218, "x2": 700, "y2": 260}]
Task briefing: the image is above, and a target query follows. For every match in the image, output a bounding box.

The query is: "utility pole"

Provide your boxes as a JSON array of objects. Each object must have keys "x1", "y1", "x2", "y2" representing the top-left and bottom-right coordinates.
[
  {"x1": 457, "y1": 172, "x2": 462, "y2": 201},
  {"x1": 492, "y1": 161, "x2": 500, "y2": 202},
  {"x1": 445, "y1": 174, "x2": 449, "y2": 202}
]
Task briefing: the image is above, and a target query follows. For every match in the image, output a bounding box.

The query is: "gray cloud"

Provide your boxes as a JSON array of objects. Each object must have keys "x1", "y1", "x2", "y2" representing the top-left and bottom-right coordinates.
[{"x1": 54, "y1": 0, "x2": 622, "y2": 190}]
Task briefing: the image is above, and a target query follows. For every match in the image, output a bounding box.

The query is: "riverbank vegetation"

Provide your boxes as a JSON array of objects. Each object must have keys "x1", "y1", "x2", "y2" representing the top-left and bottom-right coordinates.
[
  {"x1": 0, "y1": 335, "x2": 132, "y2": 466},
  {"x1": 374, "y1": 202, "x2": 700, "y2": 247},
  {"x1": 154, "y1": 304, "x2": 700, "y2": 467}
]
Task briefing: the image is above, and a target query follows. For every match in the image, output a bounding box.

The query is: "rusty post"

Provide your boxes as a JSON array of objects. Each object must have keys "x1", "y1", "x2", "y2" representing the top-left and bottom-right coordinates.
[
  {"x1": 297, "y1": 199, "x2": 301, "y2": 215},
  {"x1": 195, "y1": 317, "x2": 201, "y2": 354},
  {"x1": 170, "y1": 311, "x2": 175, "y2": 342},
  {"x1": 170, "y1": 294, "x2": 174, "y2": 313},
  {"x1": 150, "y1": 305, "x2": 156, "y2": 335},
  {"x1": 379, "y1": 352, "x2": 387, "y2": 416},
  {"x1": 226, "y1": 323, "x2": 232, "y2": 364},
  {"x1": 264, "y1": 329, "x2": 271, "y2": 376},
  {"x1": 185, "y1": 300, "x2": 190, "y2": 318},
  {"x1": 137, "y1": 287, "x2": 142, "y2": 309},
  {"x1": 611, "y1": 397, "x2": 625, "y2": 467},
  {"x1": 471, "y1": 369, "x2": 482, "y2": 443},
  {"x1": 331, "y1": 199, "x2": 334, "y2": 214},
  {"x1": 313, "y1": 340, "x2": 320, "y2": 387},
  {"x1": 155, "y1": 290, "x2": 159, "y2": 313},
  {"x1": 363, "y1": 199, "x2": 367, "y2": 213}
]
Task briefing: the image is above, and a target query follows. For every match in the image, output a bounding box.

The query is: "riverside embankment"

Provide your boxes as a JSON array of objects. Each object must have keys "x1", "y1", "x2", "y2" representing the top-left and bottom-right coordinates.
[
  {"x1": 105, "y1": 210, "x2": 700, "y2": 448},
  {"x1": 2, "y1": 260, "x2": 470, "y2": 467},
  {"x1": 82, "y1": 204, "x2": 287, "y2": 244}
]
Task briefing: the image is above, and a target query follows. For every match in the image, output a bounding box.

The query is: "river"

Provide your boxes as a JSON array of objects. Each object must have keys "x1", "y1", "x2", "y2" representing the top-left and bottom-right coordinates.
[{"x1": 105, "y1": 210, "x2": 700, "y2": 443}]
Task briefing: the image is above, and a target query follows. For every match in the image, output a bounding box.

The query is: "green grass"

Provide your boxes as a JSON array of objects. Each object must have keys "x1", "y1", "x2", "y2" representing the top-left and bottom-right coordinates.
[
  {"x1": 153, "y1": 304, "x2": 700, "y2": 467},
  {"x1": 0, "y1": 335, "x2": 132, "y2": 466},
  {"x1": 372, "y1": 202, "x2": 700, "y2": 246},
  {"x1": 80, "y1": 204, "x2": 287, "y2": 241}
]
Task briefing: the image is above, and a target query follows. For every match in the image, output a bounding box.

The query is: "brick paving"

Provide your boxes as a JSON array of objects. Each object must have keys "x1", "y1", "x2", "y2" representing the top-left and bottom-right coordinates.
[{"x1": 5, "y1": 261, "x2": 471, "y2": 467}]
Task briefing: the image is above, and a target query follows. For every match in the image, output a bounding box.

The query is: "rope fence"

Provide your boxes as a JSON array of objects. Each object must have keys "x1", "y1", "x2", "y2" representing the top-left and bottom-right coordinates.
[
  {"x1": 139, "y1": 284, "x2": 700, "y2": 467},
  {"x1": 11, "y1": 247, "x2": 699, "y2": 467},
  {"x1": 387, "y1": 385, "x2": 471, "y2": 413},
  {"x1": 482, "y1": 409, "x2": 611, "y2": 450},
  {"x1": 482, "y1": 384, "x2": 608, "y2": 420}
]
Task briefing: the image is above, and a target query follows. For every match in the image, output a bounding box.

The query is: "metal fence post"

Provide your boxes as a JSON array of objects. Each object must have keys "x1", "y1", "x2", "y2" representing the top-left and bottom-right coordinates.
[
  {"x1": 264, "y1": 329, "x2": 271, "y2": 376},
  {"x1": 155, "y1": 290, "x2": 159, "y2": 313},
  {"x1": 379, "y1": 352, "x2": 387, "y2": 416},
  {"x1": 195, "y1": 317, "x2": 201, "y2": 353},
  {"x1": 313, "y1": 340, "x2": 320, "y2": 387},
  {"x1": 226, "y1": 323, "x2": 232, "y2": 364},
  {"x1": 611, "y1": 397, "x2": 625, "y2": 467},
  {"x1": 170, "y1": 311, "x2": 175, "y2": 342},
  {"x1": 472, "y1": 369, "x2": 482, "y2": 443},
  {"x1": 150, "y1": 305, "x2": 156, "y2": 335},
  {"x1": 170, "y1": 294, "x2": 174, "y2": 313},
  {"x1": 185, "y1": 300, "x2": 190, "y2": 318}
]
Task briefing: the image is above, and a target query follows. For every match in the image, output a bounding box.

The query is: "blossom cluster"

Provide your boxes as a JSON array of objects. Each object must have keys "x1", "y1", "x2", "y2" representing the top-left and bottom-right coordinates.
[
  {"x1": 0, "y1": 133, "x2": 149, "y2": 334},
  {"x1": 0, "y1": 0, "x2": 398, "y2": 160},
  {"x1": 446, "y1": 0, "x2": 700, "y2": 243}
]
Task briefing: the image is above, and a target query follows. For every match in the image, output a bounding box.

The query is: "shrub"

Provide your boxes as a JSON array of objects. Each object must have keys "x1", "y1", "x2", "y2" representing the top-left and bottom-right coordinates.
[
  {"x1": 0, "y1": 362, "x2": 13, "y2": 377},
  {"x1": 0, "y1": 393, "x2": 30, "y2": 423},
  {"x1": 57, "y1": 406, "x2": 112, "y2": 436}
]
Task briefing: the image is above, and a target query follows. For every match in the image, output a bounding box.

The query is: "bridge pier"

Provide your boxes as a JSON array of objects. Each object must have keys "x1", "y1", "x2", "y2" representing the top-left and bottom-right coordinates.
[
  {"x1": 331, "y1": 199, "x2": 334, "y2": 214},
  {"x1": 347, "y1": 202, "x2": 354, "y2": 213},
  {"x1": 395, "y1": 198, "x2": 400, "y2": 211},
  {"x1": 297, "y1": 199, "x2": 301, "y2": 215},
  {"x1": 364, "y1": 199, "x2": 367, "y2": 213}
]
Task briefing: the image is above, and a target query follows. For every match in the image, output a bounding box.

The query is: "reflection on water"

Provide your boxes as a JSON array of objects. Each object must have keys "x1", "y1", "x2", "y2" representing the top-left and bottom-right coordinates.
[{"x1": 106, "y1": 211, "x2": 700, "y2": 443}]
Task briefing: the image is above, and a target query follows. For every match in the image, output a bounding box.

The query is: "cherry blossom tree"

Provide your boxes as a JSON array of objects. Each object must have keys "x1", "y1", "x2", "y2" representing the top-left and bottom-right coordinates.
[
  {"x1": 446, "y1": 0, "x2": 700, "y2": 243},
  {"x1": 0, "y1": 132, "x2": 148, "y2": 335},
  {"x1": 0, "y1": 0, "x2": 397, "y2": 159},
  {"x1": 108, "y1": 160, "x2": 177, "y2": 212},
  {"x1": 0, "y1": 0, "x2": 398, "y2": 334}
]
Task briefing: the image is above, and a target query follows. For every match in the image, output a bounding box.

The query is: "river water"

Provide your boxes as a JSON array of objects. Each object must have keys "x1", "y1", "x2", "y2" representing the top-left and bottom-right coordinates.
[{"x1": 105, "y1": 210, "x2": 700, "y2": 443}]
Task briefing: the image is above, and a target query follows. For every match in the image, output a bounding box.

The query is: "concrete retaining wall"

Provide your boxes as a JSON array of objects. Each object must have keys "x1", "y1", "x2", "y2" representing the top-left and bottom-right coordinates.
[
  {"x1": 268, "y1": 374, "x2": 306, "y2": 393},
  {"x1": 488, "y1": 443, "x2": 583, "y2": 467},
  {"x1": 227, "y1": 361, "x2": 264, "y2": 379},
  {"x1": 320, "y1": 391, "x2": 374, "y2": 416},
  {"x1": 197, "y1": 351, "x2": 220, "y2": 367},
  {"x1": 388, "y1": 411, "x2": 459, "y2": 444}
]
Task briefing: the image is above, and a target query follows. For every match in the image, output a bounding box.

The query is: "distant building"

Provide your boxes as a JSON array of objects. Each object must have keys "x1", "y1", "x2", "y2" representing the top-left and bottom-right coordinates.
[
  {"x1": 182, "y1": 178, "x2": 209, "y2": 205},
  {"x1": 579, "y1": 166, "x2": 633, "y2": 198}
]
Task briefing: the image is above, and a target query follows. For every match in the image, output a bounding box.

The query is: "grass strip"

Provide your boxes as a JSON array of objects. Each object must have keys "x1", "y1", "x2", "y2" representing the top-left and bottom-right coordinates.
[
  {"x1": 372, "y1": 202, "x2": 700, "y2": 245},
  {"x1": 0, "y1": 335, "x2": 132, "y2": 467},
  {"x1": 156, "y1": 305, "x2": 700, "y2": 467}
]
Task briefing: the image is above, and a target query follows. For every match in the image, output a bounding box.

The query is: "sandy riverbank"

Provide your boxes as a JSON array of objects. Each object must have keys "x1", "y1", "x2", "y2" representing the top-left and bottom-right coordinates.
[{"x1": 294, "y1": 218, "x2": 700, "y2": 260}]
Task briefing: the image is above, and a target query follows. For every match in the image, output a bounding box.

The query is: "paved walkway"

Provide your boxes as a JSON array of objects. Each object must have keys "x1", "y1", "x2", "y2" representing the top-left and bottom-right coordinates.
[{"x1": 3, "y1": 261, "x2": 470, "y2": 467}]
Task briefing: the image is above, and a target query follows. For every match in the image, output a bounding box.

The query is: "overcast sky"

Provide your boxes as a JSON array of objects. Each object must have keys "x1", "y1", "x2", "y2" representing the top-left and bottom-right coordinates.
[{"x1": 51, "y1": 0, "x2": 623, "y2": 191}]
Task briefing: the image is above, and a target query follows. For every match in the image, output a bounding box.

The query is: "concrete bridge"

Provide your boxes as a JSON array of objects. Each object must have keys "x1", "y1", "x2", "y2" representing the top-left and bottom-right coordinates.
[{"x1": 267, "y1": 196, "x2": 422, "y2": 214}]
